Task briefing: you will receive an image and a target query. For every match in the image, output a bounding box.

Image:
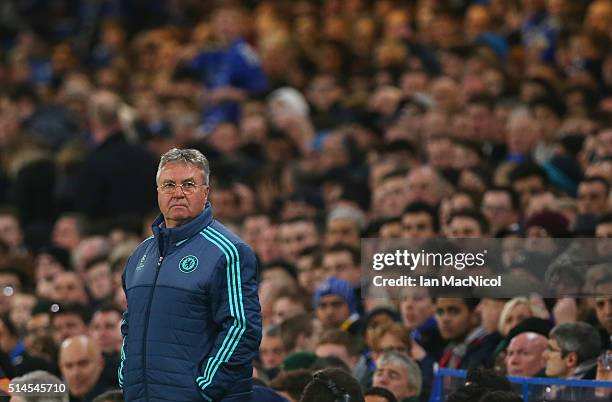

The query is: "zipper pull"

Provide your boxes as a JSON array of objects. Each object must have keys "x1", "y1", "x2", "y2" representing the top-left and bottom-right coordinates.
[{"x1": 158, "y1": 256, "x2": 164, "y2": 267}]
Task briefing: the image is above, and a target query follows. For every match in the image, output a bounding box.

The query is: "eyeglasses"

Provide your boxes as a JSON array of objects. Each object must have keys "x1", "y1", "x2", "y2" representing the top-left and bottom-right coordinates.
[{"x1": 157, "y1": 181, "x2": 207, "y2": 195}]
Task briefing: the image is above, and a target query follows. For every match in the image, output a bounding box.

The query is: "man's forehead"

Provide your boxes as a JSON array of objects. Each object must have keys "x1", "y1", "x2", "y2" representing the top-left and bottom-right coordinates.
[{"x1": 378, "y1": 363, "x2": 406, "y2": 376}]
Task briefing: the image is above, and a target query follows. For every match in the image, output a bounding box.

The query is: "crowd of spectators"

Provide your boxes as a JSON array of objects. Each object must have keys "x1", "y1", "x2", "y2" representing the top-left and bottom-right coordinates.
[{"x1": 2, "y1": 0, "x2": 612, "y2": 401}]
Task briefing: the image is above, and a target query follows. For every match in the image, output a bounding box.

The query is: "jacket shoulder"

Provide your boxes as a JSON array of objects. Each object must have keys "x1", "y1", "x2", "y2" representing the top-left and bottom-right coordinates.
[
  {"x1": 127, "y1": 235, "x2": 155, "y2": 261},
  {"x1": 203, "y1": 222, "x2": 255, "y2": 257}
]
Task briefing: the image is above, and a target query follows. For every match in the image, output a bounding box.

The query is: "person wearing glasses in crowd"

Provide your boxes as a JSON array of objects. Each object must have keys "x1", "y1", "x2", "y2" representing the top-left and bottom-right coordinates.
[{"x1": 119, "y1": 148, "x2": 262, "y2": 401}]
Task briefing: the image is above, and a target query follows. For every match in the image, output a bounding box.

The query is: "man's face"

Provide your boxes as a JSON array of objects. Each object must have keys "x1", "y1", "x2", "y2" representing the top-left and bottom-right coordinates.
[
  {"x1": 595, "y1": 282, "x2": 612, "y2": 335},
  {"x1": 272, "y1": 297, "x2": 305, "y2": 325},
  {"x1": 0, "y1": 215, "x2": 22, "y2": 250},
  {"x1": 279, "y1": 221, "x2": 319, "y2": 262},
  {"x1": 316, "y1": 295, "x2": 351, "y2": 329},
  {"x1": 53, "y1": 272, "x2": 87, "y2": 305},
  {"x1": 52, "y1": 216, "x2": 81, "y2": 250},
  {"x1": 543, "y1": 338, "x2": 572, "y2": 378},
  {"x1": 85, "y1": 262, "x2": 114, "y2": 301},
  {"x1": 476, "y1": 298, "x2": 506, "y2": 334},
  {"x1": 400, "y1": 289, "x2": 434, "y2": 330},
  {"x1": 372, "y1": 362, "x2": 414, "y2": 401},
  {"x1": 259, "y1": 334, "x2": 285, "y2": 369},
  {"x1": 401, "y1": 212, "x2": 435, "y2": 239},
  {"x1": 482, "y1": 191, "x2": 515, "y2": 232},
  {"x1": 326, "y1": 219, "x2": 360, "y2": 248},
  {"x1": 577, "y1": 181, "x2": 608, "y2": 216},
  {"x1": 435, "y1": 298, "x2": 476, "y2": 341},
  {"x1": 506, "y1": 333, "x2": 547, "y2": 377},
  {"x1": 52, "y1": 314, "x2": 88, "y2": 345},
  {"x1": 26, "y1": 314, "x2": 50, "y2": 339},
  {"x1": 157, "y1": 162, "x2": 209, "y2": 228},
  {"x1": 296, "y1": 255, "x2": 324, "y2": 294},
  {"x1": 507, "y1": 115, "x2": 539, "y2": 155},
  {"x1": 513, "y1": 176, "x2": 544, "y2": 209},
  {"x1": 407, "y1": 169, "x2": 440, "y2": 205},
  {"x1": 90, "y1": 311, "x2": 122, "y2": 354},
  {"x1": 242, "y1": 215, "x2": 270, "y2": 249},
  {"x1": 379, "y1": 177, "x2": 408, "y2": 217},
  {"x1": 448, "y1": 216, "x2": 482, "y2": 238},
  {"x1": 59, "y1": 341, "x2": 104, "y2": 397},
  {"x1": 323, "y1": 251, "x2": 360, "y2": 287}
]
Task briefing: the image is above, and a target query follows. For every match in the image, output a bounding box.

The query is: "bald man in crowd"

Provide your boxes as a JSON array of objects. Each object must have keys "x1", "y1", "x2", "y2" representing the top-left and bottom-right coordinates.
[
  {"x1": 58, "y1": 335, "x2": 118, "y2": 402},
  {"x1": 505, "y1": 332, "x2": 548, "y2": 377}
]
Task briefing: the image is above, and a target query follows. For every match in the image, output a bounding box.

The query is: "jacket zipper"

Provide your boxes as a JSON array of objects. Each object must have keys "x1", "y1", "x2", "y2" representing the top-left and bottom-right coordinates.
[{"x1": 142, "y1": 254, "x2": 164, "y2": 401}]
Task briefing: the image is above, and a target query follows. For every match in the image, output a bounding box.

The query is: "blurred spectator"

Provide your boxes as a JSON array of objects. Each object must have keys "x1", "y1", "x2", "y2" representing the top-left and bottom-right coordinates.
[
  {"x1": 260, "y1": 325, "x2": 287, "y2": 374},
  {"x1": 76, "y1": 90, "x2": 158, "y2": 222},
  {"x1": 372, "y1": 351, "x2": 422, "y2": 402},
  {"x1": 51, "y1": 303, "x2": 90, "y2": 346},
  {"x1": 83, "y1": 257, "x2": 114, "y2": 306},
  {"x1": 0, "y1": 207, "x2": 26, "y2": 255},
  {"x1": 314, "y1": 277, "x2": 359, "y2": 332},
  {"x1": 315, "y1": 329, "x2": 360, "y2": 372},
  {"x1": 436, "y1": 298, "x2": 497, "y2": 370},
  {"x1": 51, "y1": 213, "x2": 88, "y2": 252},
  {"x1": 58, "y1": 335, "x2": 117, "y2": 402},
  {"x1": 0, "y1": 314, "x2": 54, "y2": 376},
  {"x1": 544, "y1": 322, "x2": 601, "y2": 379},
  {"x1": 186, "y1": 3, "x2": 267, "y2": 134},
  {"x1": 52, "y1": 272, "x2": 88, "y2": 306},
  {"x1": 505, "y1": 332, "x2": 548, "y2": 377},
  {"x1": 89, "y1": 304, "x2": 122, "y2": 357},
  {"x1": 300, "y1": 367, "x2": 364, "y2": 402}
]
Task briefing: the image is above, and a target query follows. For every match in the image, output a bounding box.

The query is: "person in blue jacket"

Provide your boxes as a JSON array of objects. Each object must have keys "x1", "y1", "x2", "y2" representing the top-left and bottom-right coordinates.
[
  {"x1": 119, "y1": 148, "x2": 262, "y2": 402},
  {"x1": 187, "y1": 3, "x2": 267, "y2": 134}
]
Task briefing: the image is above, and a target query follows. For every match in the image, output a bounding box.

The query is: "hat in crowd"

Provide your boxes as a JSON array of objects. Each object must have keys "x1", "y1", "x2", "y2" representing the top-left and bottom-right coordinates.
[
  {"x1": 525, "y1": 210, "x2": 570, "y2": 237},
  {"x1": 314, "y1": 276, "x2": 357, "y2": 314},
  {"x1": 507, "y1": 317, "x2": 553, "y2": 341},
  {"x1": 36, "y1": 245, "x2": 71, "y2": 270},
  {"x1": 495, "y1": 317, "x2": 554, "y2": 355},
  {"x1": 281, "y1": 352, "x2": 317, "y2": 371},
  {"x1": 252, "y1": 385, "x2": 290, "y2": 402}
]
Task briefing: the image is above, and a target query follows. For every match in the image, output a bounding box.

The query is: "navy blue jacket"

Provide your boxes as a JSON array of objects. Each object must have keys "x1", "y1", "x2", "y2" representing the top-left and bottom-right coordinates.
[{"x1": 119, "y1": 202, "x2": 262, "y2": 401}]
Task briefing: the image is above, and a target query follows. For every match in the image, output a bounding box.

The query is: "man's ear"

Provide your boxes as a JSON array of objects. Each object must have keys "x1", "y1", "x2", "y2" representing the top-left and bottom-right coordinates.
[{"x1": 565, "y1": 351, "x2": 579, "y2": 368}]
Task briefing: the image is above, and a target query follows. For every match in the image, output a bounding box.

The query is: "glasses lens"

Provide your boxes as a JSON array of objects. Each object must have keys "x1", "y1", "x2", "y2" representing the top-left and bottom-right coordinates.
[
  {"x1": 161, "y1": 183, "x2": 176, "y2": 193},
  {"x1": 182, "y1": 182, "x2": 197, "y2": 194}
]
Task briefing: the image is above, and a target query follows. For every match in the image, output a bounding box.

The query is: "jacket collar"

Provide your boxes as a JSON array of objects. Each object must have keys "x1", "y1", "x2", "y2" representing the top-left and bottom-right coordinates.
[{"x1": 152, "y1": 201, "x2": 214, "y2": 255}]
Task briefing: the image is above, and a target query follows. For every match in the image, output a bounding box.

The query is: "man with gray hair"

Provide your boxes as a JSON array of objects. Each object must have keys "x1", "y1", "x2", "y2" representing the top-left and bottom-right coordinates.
[
  {"x1": 77, "y1": 90, "x2": 158, "y2": 222},
  {"x1": 543, "y1": 322, "x2": 601, "y2": 380},
  {"x1": 325, "y1": 206, "x2": 366, "y2": 248},
  {"x1": 372, "y1": 351, "x2": 422, "y2": 402},
  {"x1": 9, "y1": 370, "x2": 68, "y2": 402},
  {"x1": 120, "y1": 148, "x2": 262, "y2": 401}
]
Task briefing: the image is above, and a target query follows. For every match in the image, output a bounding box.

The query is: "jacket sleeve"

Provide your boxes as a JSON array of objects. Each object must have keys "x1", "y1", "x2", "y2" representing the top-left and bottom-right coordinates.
[
  {"x1": 118, "y1": 265, "x2": 129, "y2": 389},
  {"x1": 195, "y1": 243, "x2": 262, "y2": 401}
]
